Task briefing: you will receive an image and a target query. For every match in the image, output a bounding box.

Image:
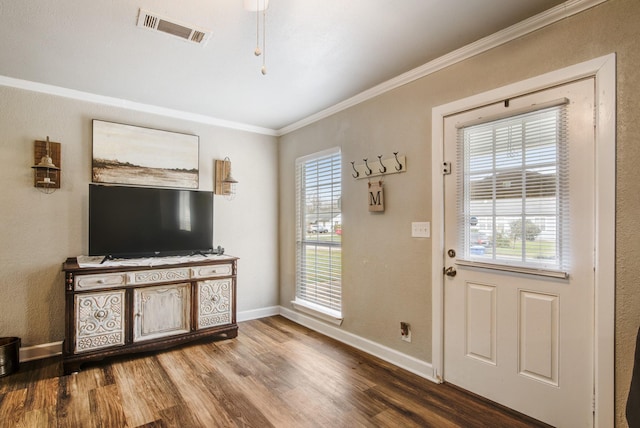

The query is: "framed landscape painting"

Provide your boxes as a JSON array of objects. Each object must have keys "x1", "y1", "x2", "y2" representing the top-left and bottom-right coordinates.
[{"x1": 92, "y1": 120, "x2": 199, "y2": 189}]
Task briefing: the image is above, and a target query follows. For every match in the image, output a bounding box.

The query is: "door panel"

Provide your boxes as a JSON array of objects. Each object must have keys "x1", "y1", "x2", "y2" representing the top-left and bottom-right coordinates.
[
  {"x1": 518, "y1": 290, "x2": 558, "y2": 385},
  {"x1": 443, "y1": 79, "x2": 595, "y2": 427},
  {"x1": 465, "y1": 282, "x2": 496, "y2": 364}
]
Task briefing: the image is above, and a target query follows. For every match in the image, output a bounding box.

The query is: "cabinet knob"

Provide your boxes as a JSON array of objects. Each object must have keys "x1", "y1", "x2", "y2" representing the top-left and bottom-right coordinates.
[{"x1": 97, "y1": 279, "x2": 105, "y2": 284}]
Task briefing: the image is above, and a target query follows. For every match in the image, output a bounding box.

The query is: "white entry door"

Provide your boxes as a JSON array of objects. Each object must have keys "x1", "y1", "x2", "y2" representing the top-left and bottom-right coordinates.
[{"x1": 443, "y1": 79, "x2": 595, "y2": 427}]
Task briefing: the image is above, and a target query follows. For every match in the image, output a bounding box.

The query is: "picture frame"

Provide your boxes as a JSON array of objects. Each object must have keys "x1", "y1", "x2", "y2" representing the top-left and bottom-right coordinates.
[{"x1": 92, "y1": 120, "x2": 199, "y2": 189}]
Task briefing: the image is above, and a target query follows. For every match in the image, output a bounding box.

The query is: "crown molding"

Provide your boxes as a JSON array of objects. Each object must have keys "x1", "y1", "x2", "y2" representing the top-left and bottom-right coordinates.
[
  {"x1": 0, "y1": 75, "x2": 279, "y2": 136},
  {"x1": 276, "y1": 0, "x2": 608, "y2": 136}
]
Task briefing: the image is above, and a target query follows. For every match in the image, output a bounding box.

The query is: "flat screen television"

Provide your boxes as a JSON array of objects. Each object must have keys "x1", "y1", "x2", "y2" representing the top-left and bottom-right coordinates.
[{"x1": 89, "y1": 184, "x2": 214, "y2": 258}]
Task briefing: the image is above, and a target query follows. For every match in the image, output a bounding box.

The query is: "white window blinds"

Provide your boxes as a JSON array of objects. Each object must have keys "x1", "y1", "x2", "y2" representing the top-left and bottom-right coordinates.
[
  {"x1": 295, "y1": 148, "x2": 342, "y2": 315},
  {"x1": 457, "y1": 104, "x2": 569, "y2": 273}
]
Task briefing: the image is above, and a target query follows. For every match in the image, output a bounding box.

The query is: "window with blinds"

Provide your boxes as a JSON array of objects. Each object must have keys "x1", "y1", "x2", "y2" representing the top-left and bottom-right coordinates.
[
  {"x1": 295, "y1": 148, "x2": 342, "y2": 317},
  {"x1": 457, "y1": 104, "x2": 569, "y2": 273}
]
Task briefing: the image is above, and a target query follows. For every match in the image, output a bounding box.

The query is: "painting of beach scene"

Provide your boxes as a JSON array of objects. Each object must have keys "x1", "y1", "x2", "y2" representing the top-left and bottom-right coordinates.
[{"x1": 92, "y1": 120, "x2": 199, "y2": 189}]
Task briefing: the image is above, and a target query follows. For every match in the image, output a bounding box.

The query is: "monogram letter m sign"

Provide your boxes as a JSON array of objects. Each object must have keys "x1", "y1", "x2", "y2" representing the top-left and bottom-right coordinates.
[{"x1": 368, "y1": 181, "x2": 384, "y2": 212}]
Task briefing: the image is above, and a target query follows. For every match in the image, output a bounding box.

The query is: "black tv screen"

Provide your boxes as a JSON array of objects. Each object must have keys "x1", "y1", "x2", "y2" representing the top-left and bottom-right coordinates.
[{"x1": 89, "y1": 184, "x2": 214, "y2": 258}]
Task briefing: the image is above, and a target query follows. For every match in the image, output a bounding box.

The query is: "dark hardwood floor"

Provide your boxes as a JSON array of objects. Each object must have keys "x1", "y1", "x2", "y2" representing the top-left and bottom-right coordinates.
[{"x1": 0, "y1": 316, "x2": 550, "y2": 427}]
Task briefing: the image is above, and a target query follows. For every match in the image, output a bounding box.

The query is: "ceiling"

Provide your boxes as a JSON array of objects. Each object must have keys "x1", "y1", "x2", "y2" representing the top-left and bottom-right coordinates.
[{"x1": 0, "y1": 0, "x2": 568, "y2": 133}]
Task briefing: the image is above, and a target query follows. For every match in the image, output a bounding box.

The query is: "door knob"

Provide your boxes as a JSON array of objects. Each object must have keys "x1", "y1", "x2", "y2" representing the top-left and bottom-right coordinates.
[{"x1": 444, "y1": 266, "x2": 457, "y2": 277}]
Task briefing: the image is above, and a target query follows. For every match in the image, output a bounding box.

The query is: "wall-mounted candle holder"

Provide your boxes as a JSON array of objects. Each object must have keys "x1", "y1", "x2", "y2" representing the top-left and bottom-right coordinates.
[
  {"x1": 31, "y1": 137, "x2": 61, "y2": 194},
  {"x1": 214, "y1": 157, "x2": 238, "y2": 201}
]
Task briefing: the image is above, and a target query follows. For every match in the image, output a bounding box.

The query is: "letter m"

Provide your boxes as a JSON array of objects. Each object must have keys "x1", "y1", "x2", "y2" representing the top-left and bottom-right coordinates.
[{"x1": 369, "y1": 191, "x2": 382, "y2": 206}]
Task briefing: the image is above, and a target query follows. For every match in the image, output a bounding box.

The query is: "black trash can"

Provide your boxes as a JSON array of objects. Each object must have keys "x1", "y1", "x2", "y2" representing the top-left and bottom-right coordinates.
[{"x1": 0, "y1": 337, "x2": 20, "y2": 377}]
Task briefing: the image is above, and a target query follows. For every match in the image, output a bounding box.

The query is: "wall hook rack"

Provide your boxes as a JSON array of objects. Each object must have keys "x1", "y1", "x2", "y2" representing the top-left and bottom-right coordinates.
[{"x1": 350, "y1": 153, "x2": 406, "y2": 180}]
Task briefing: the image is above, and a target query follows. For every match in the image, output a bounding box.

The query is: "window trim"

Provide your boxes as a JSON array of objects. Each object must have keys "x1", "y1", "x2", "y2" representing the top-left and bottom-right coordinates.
[{"x1": 294, "y1": 147, "x2": 342, "y2": 321}]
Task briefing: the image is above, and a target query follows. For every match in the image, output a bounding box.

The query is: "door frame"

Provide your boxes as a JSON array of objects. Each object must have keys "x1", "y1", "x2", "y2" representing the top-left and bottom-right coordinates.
[{"x1": 430, "y1": 53, "x2": 615, "y2": 427}]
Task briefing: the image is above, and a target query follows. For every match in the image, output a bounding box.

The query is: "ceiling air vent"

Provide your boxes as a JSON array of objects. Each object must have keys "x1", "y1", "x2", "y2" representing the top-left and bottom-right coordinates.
[{"x1": 136, "y1": 9, "x2": 212, "y2": 46}]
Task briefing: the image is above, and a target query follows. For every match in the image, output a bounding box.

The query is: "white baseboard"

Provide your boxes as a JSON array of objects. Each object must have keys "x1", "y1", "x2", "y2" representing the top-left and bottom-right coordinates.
[
  {"x1": 20, "y1": 341, "x2": 63, "y2": 363},
  {"x1": 278, "y1": 306, "x2": 439, "y2": 383},
  {"x1": 237, "y1": 305, "x2": 280, "y2": 322},
  {"x1": 17, "y1": 305, "x2": 439, "y2": 384}
]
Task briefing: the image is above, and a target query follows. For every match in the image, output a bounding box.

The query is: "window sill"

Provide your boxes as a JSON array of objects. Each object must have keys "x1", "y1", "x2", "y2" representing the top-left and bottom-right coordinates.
[{"x1": 291, "y1": 299, "x2": 343, "y2": 326}]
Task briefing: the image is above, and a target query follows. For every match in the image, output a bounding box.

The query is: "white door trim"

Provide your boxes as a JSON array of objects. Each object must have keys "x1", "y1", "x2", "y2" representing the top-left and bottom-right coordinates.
[{"x1": 431, "y1": 53, "x2": 615, "y2": 427}]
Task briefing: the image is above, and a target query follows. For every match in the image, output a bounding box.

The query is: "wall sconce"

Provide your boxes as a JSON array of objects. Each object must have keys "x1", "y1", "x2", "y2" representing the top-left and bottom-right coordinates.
[
  {"x1": 31, "y1": 136, "x2": 61, "y2": 194},
  {"x1": 215, "y1": 157, "x2": 238, "y2": 200}
]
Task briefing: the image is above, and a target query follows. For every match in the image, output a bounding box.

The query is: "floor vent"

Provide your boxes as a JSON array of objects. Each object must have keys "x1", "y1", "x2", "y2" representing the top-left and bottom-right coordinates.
[{"x1": 136, "y1": 9, "x2": 212, "y2": 46}]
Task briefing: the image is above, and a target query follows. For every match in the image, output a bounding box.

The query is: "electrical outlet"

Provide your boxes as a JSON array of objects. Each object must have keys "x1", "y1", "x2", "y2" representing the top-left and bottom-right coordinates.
[
  {"x1": 411, "y1": 222, "x2": 430, "y2": 238},
  {"x1": 400, "y1": 322, "x2": 411, "y2": 342}
]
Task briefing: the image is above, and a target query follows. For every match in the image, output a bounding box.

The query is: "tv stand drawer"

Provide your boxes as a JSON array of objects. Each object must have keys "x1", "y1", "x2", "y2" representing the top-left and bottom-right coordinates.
[
  {"x1": 126, "y1": 267, "x2": 191, "y2": 286},
  {"x1": 191, "y1": 263, "x2": 233, "y2": 279},
  {"x1": 75, "y1": 272, "x2": 126, "y2": 290}
]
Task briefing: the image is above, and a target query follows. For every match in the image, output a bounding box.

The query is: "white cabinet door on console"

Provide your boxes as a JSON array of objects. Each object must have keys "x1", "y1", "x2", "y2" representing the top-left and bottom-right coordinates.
[
  {"x1": 75, "y1": 290, "x2": 125, "y2": 353},
  {"x1": 197, "y1": 279, "x2": 233, "y2": 329},
  {"x1": 133, "y1": 284, "x2": 191, "y2": 342}
]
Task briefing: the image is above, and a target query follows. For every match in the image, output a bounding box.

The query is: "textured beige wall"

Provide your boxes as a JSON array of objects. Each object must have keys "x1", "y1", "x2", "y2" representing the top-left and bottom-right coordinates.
[
  {"x1": 278, "y1": 0, "x2": 640, "y2": 425},
  {"x1": 0, "y1": 86, "x2": 280, "y2": 346}
]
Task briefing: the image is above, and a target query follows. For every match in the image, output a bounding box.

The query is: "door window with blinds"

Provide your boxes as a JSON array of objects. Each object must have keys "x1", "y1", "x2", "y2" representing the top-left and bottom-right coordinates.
[
  {"x1": 457, "y1": 103, "x2": 569, "y2": 275},
  {"x1": 295, "y1": 148, "x2": 342, "y2": 318}
]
